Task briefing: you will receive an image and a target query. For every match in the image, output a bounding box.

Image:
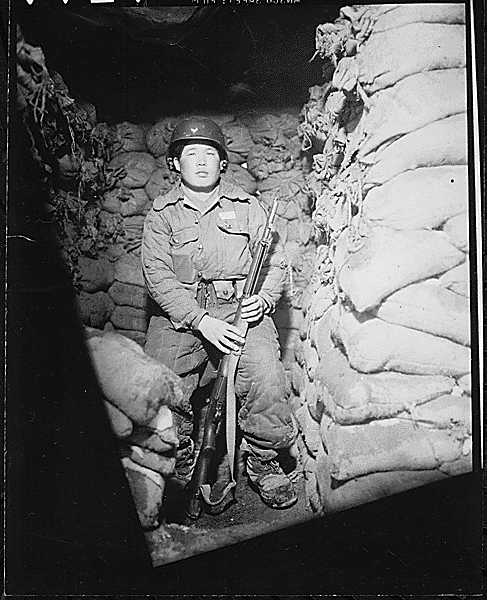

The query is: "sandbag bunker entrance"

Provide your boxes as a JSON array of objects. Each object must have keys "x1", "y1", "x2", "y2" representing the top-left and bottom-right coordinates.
[{"x1": 15, "y1": 3, "x2": 475, "y2": 567}]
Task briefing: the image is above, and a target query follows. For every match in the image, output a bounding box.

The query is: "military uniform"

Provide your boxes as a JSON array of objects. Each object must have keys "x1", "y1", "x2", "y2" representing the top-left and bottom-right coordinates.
[{"x1": 141, "y1": 179, "x2": 297, "y2": 478}]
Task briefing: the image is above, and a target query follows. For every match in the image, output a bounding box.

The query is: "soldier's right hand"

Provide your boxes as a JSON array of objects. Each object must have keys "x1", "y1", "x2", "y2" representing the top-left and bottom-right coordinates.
[{"x1": 197, "y1": 315, "x2": 245, "y2": 354}]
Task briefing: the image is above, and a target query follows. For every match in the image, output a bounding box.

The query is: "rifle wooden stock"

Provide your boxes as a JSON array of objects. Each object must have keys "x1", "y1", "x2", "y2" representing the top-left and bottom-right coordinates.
[{"x1": 185, "y1": 197, "x2": 279, "y2": 520}]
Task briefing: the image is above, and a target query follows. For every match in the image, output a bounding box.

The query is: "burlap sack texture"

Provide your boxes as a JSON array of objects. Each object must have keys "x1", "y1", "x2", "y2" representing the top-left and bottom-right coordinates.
[{"x1": 293, "y1": 3, "x2": 472, "y2": 513}]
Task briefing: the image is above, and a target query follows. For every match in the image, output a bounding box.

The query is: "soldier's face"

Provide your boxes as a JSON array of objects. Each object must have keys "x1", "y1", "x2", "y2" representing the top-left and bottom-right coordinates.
[{"x1": 174, "y1": 143, "x2": 223, "y2": 191}]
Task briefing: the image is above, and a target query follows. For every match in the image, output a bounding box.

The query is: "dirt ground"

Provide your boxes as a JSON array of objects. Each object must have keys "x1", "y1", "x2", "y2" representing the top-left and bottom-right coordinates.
[{"x1": 146, "y1": 446, "x2": 314, "y2": 566}]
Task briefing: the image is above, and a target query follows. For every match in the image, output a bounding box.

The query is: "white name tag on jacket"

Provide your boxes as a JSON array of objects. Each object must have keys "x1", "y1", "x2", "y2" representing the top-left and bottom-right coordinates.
[{"x1": 219, "y1": 211, "x2": 236, "y2": 220}]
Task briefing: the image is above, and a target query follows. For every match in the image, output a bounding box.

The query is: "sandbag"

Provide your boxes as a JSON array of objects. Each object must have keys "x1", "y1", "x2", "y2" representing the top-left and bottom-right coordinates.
[
  {"x1": 221, "y1": 121, "x2": 254, "y2": 163},
  {"x1": 119, "y1": 188, "x2": 151, "y2": 217},
  {"x1": 87, "y1": 331, "x2": 183, "y2": 425},
  {"x1": 458, "y1": 373, "x2": 471, "y2": 396},
  {"x1": 111, "y1": 305, "x2": 148, "y2": 332},
  {"x1": 323, "y1": 405, "x2": 471, "y2": 481},
  {"x1": 113, "y1": 329, "x2": 147, "y2": 346},
  {"x1": 77, "y1": 256, "x2": 115, "y2": 292},
  {"x1": 314, "y1": 307, "x2": 455, "y2": 424},
  {"x1": 364, "y1": 113, "x2": 467, "y2": 188},
  {"x1": 222, "y1": 163, "x2": 257, "y2": 194},
  {"x1": 247, "y1": 112, "x2": 300, "y2": 146},
  {"x1": 77, "y1": 291, "x2": 114, "y2": 329},
  {"x1": 145, "y1": 167, "x2": 176, "y2": 201},
  {"x1": 107, "y1": 152, "x2": 157, "y2": 188},
  {"x1": 122, "y1": 446, "x2": 176, "y2": 477},
  {"x1": 121, "y1": 457, "x2": 165, "y2": 529},
  {"x1": 373, "y1": 3, "x2": 465, "y2": 32},
  {"x1": 114, "y1": 253, "x2": 146, "y2": 287},
  {"x1": 104, "y1": 400, "x2": 133, "y2": 438},
  {"x1": 375, "y1": 281, "x2": 470, "y2": 346},
  {"x1": 247, "y1": 143, "x2": 295, "y2": 180},
  {"x1": 362, "y1": 166, "x2": 468, "y2": 230},
  {"x1": 442, "y1": 212, "x2": 469, "y2": 253},
  {"x1": 294, "y1": 403, "x2": 322, "y2": 457},
  {"x1": 108, "y1": 281, "x2": 150, "y2": 309},
  {"x1": 122, "y1": 215, "x2": 146, "y2": 242},
  {"x1": 111, "y1": 122, "x2": 148, "y2": 154},
  {"x1": 331, "y1": 307, "x2": 471, "y2": 377},
  {"x1": 335, "y1": 227, "x2": 465, "y2": 312},
  {"x1": 101, "y1": 189, "x2": 124, "y2": 214},
  {"x1": 359, "y1": 68, "x2": 467, "y2": 159},
  {"x1": 357, "y1": 23, "x2": 466, "y2": 94},
  {"x1": 146, "y1": 118, "x2": 178, "y2": 158},
  {"x1": 395, "y1": 393, "x2": 471, "y2": 433},
  {"x1": 315, "y1": 444, "x2": 447, "y2": 512},
  {"x1": 125, "y1": 407, "x2": 179, "y2": 455},
  {"x1": 439, "y1": 259, "x2": 470, "y2": 297}
]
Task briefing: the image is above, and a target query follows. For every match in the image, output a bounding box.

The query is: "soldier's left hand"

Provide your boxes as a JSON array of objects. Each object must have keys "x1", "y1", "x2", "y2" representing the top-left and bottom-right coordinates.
[{"x1": 241, "y1": 295, "x2": 266, "y2": 322}]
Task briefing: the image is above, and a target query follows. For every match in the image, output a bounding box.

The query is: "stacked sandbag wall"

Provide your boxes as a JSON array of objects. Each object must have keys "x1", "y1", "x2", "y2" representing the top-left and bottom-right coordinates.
[
  {"x1": 293, "y1": 3, "x2": 472, "y2": 512},
  {"x1": 85, "y1": 329, "x2": 183, "y2": 529}
]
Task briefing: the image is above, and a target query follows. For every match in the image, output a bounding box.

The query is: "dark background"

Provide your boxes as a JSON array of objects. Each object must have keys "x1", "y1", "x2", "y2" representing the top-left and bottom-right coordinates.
[
  {"x1": 16, "y1": 0, "x2": 341, "y2": 122},
  {"x1": 4, "y1": 0, "x2": 484, "y2": 596}
]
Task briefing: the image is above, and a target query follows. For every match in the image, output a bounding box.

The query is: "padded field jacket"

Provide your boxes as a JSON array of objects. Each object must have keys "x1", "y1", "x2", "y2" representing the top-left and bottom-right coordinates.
[{"x1": 141, "y1": 180, "x2": 287, "y2": 331}]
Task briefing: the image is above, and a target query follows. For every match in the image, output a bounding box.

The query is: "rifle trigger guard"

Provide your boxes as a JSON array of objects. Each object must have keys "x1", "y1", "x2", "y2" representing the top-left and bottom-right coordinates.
[{"x1": 199, "y1": 481, "x2": 236, "y2": 507}]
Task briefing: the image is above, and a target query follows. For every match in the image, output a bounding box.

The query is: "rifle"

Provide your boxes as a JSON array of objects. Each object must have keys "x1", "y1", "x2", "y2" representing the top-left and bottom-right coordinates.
[{"x1": 186, "y1": 196, "x2": 280, "y2": 520}]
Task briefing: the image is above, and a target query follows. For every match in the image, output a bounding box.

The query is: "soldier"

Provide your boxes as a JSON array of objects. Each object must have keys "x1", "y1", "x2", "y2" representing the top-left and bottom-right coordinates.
[{"x1": 141, "y1": 116, "x2": 298, "y2": 509}]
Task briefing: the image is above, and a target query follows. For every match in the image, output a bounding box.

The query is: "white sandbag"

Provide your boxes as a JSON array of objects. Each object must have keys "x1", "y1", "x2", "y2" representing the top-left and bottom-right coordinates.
[
  {"x1": 364, "y1": 113, "x2": 467, "y2": 188},
  {"x1": 121, "y1": 457, "x2": 165, "y2": 529},
  {"x1": 332, "y1": 307, "x2": 471, "y2": 377},
  {"x1": 363, "y1": 166, "x2": 468, "y2": 230},
  {"x1": 359, "y1": 68, "x2": 467, "y2": 159},
  {"x1": 104, "y1": 400, "x2": 133, "y2": 438},
  {"x1": 457, "y1": 373, "x2": 471, "y2": 395},
  {"x1": 375, "y1": 281, "x2": 470, "y2": 346},
  {"x1": 395, "y1": 393, "x2": 471, "y2": 433},
  {"x1": 442, "y1": 212, "x2": 469, "y2": 253},
  {"x1": 335, "y1": 227, "x2": 465, "y2": 312},
  {"x1": 315, "y1": 446, "x2": 447, "y2": 512},
  {"x1": 87, "y1": 332, "x2": 183, "y2": 425},
  {"x1": 439, "y1": 258, "x2": 470, "y2": 297},
  {"x1": 373, "y1": 4, "x2": 466, "y2": 32},
  {"x1": 323, "y1": 409, "x2": 470, "y2": 481},
  {"x1": 107, "y1": 152, "x2": 157, "y2": 189},
  {"x1": 316, "y1": 343, "x2": 455, "y2": 425},
  {"x1": 357, "y1": 23, "x2": 466, "y2": 94}
]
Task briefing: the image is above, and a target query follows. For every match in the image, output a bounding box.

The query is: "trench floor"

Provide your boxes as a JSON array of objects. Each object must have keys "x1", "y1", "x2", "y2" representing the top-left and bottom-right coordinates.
[{"x1": 146, "y1": 451, "x2": 314, "y2": 566}]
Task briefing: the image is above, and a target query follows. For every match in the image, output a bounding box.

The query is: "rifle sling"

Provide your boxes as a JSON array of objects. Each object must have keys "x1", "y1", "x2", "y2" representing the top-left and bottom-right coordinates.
[{"x1": 199, "y1": 323, "x2": 248, "y2": 507}]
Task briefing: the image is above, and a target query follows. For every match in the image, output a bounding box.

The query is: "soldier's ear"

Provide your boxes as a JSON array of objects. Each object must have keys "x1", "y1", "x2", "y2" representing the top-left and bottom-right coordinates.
[
  {"x1": 220, "y1": 160, "x2": 228, "y2": 173},
  {"x1": 173, "y1": 157, "x2": 181, "y2": 173}
]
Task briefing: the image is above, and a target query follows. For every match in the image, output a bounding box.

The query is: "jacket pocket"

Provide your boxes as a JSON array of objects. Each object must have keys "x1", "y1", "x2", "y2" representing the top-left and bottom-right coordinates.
[{"x1": 170, "y1": 227, "x2": 199, "y2": 283}]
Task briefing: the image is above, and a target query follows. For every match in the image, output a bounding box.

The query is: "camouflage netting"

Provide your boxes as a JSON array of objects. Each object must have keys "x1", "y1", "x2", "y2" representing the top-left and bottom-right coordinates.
[{"x1": 293, "y1": 3, "x2": 472, "y2": 513}]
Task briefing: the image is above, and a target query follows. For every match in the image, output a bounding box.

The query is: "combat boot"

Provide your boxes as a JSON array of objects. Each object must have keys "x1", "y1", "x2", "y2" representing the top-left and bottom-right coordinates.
[{"x1": 245, "y1": 453, "x2": 298, "y2": 509}]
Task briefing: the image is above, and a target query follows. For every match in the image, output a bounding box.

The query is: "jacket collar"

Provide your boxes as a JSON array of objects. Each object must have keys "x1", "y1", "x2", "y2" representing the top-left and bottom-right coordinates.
[{"x1": 152, "y1": 178, "x2": 252, "y2": 211}]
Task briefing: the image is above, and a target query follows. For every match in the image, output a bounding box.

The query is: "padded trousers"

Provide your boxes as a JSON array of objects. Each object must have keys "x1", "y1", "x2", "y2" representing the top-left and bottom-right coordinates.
[{"x1": 144, "y1": 303, "x2": 297, "y2": 469}]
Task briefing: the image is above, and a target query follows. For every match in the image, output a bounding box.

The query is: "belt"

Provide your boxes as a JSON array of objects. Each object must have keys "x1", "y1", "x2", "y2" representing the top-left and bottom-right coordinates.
[{"x1": 196, "y1": 279, "x2": 243, "y2": 309}]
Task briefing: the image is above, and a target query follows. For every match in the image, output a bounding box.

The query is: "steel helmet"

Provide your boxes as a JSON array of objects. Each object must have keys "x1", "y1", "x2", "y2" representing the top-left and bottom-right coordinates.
[{"x1": 166, "y1": 116, "x2": 228, "y2": 171}]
